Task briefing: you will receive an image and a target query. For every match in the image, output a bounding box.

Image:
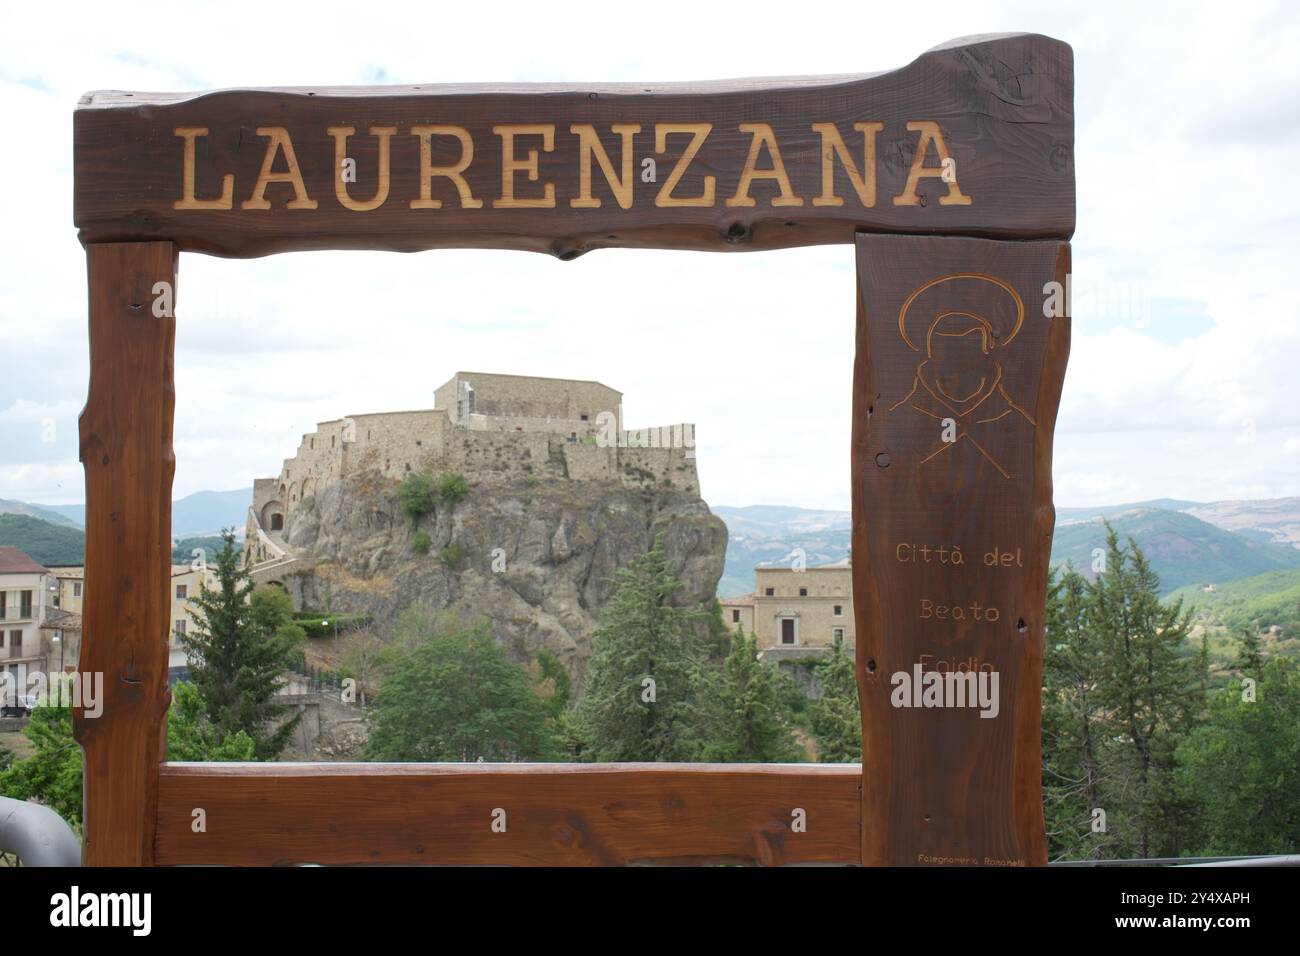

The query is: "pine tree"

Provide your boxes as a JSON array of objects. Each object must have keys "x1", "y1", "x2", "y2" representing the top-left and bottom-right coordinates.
[
  {"x1": 1085, "y1": 526, "x2": 1204, "y2": 858},
  {"x1": 1234, "y1": 625, "x2": 1265, "y2": 675},
  {"x1": 700, "y1": 628, "x2": 804, "y2": 762},
  {"x1": 574, "y1": 540, "x2": 711, "y2": 762},
  {"x1": 179, "y1": 530, "x2": 304, "y2": 759},
  {"x1": 810, "y1": 639, "x2": 861, "y2": 762},
  {"x1": 1177, "y1": 656, "x2": 1300, "y2": 854},
  {"x1": 1042, "y1": 565, "x2": 1110, "y2": 859}
]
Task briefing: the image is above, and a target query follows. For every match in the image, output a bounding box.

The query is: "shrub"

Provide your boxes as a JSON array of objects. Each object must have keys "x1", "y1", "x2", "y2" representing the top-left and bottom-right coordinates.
[
  {"x1": 437, "y1": 472, "x2": 469, "y2": 505},
  {"x1": 398, "y1": 473, "x2": 436, "y2": 521},
  {"x1": 439, "y1": 542, "x2": 464, "y2": 569},
  {"x1": 411, "y1": 530, "x2": 432, "y2": 554}
]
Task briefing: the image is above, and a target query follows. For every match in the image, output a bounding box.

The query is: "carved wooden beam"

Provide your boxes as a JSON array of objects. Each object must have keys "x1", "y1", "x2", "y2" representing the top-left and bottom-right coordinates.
[
  {"x1": 76, "y1": 241, "x2": 177, "y2": 866},
  {"x1": 74, "y1": 33, "x2": 1073, "y2": 258},
  {"x1": 852, "y1": 233, "x2": 1070, "y2": 866},
  {"x1": 155, "y1": 763, "x2": 861, "y2": 866}
]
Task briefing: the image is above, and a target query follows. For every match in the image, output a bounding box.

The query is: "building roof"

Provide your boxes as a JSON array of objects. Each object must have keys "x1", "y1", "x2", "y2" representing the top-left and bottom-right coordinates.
[
  {"x1": 444, "y1": 371, "x2": 621, "y2": 394},
  {"x1": 720, "y1": 593, "x2": 755, "y2": 605},
  {"x1": 755, "y1": 559, "x2": 851, "y2": 572},
  {"x1": 47, "y1": 565, "x2": 85, "y2": 577},
  {"x1": 0, "y1": 546, "x2": 50, "y2": 575},
  {"x1": 40, "y1": 607, "x2": 82, "y2": 630}
]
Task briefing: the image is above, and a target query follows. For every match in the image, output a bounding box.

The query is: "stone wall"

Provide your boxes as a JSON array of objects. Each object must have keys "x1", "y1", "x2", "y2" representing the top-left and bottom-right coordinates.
[
  {"x1": 248, "y1": 378, "x2": 697, "y2": 528},
  {"x1": 435, "y1": 371, "x2": 621, "y2": 430}
]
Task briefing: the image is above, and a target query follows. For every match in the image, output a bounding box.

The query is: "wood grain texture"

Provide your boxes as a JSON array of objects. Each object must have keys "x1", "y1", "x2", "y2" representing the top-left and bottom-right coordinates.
[
  {"x1": 76, "y1": 241, "x2": 177, "y2": 866},
  {"x1": 74, "y1": 33, "x2": 1073, "y2": 258},
  {"x1": 155, "y1": 763, "x2": 861, "y2": 866},
  {"x1": 851, "y1": 234, "x2": 1070, "y2": 866}
]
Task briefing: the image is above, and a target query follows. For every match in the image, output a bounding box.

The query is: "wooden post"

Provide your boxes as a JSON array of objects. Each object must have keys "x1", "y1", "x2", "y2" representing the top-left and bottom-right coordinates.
[
  {"x1": 76, "y1": 241, "x2": 177, "y2": 866},
  {"x1": 852, "y1": 233, "x2": 1070, "y2": 866}
]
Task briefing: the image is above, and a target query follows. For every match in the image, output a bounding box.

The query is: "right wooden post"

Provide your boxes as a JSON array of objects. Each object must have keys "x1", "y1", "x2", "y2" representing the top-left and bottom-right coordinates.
[{"x1": 852, "y1": 234, "x2": 1071, "y2": 866}]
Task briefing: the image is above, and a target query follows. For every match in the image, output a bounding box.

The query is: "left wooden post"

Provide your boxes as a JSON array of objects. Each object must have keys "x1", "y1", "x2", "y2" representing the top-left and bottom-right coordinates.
[{"x1": 76, "y1": 241, "x2": 177, "y2": 866}]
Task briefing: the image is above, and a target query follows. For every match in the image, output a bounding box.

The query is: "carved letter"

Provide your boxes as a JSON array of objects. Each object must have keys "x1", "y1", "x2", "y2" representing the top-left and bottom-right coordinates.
[
  {"x1": 811, "y1": 121, "x2": 884, "y2": 207},
  {"x1": 570, "y1": 124, "x2": 641, "y2": 209},
  {"x1": 173, "y1": 127, "x2": 234, "y2": 210},
  {"x1": 726, "y1": 123, "x2": 803, "y2": 208},
  {"x1": 892, "y1": 121, "x2": 971, "y2": 207},
  {"x1": 654, "y1": 124, "x2": 715, "y2": 207},
  {"x1": 241, "y1": 127, "x2": 318, "y2": 210},
  {"x1": 328, "y1": 125, "x2": 396, "y2": 212},
  {"x1": 492, "y1": 124, "x2": 556, "y2": 208},
  {"x1": 410, "y1": 125, "x2": 483, "y2": 209}
]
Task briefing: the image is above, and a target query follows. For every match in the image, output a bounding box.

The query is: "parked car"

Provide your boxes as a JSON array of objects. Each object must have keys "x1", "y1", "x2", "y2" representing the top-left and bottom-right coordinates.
[{"x1": 0, "y1": 694, "x2": 38, "y2": 718}]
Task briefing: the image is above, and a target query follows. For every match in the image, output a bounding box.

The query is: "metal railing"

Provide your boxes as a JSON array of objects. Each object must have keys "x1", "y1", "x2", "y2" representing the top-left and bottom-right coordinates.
[{"x1": 0, "y1": 797, "x2": 81, "y2": 866}]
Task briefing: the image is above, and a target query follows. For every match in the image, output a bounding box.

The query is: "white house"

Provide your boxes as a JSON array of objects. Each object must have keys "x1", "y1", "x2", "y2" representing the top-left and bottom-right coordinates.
[{"x1": 0, "y1": 546, "x2": 55, "y2": 703}]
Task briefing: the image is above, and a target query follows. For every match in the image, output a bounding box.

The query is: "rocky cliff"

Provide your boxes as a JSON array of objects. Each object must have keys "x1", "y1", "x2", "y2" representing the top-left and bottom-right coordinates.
[{"x1": 276, "y1": 469, "x2": 727, "y2": 682}]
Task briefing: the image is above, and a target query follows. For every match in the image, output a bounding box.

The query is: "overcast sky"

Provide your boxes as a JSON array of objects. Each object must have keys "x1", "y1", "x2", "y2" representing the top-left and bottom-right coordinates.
[{"x1": 1, "y1": 0, "x2": 1297, "y2": 512}]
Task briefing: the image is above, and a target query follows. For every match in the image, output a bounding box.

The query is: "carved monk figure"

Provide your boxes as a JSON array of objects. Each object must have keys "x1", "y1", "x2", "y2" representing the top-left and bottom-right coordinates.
[{"x1": 890, "y1": 274, "x2": 1034, "y2": 479}]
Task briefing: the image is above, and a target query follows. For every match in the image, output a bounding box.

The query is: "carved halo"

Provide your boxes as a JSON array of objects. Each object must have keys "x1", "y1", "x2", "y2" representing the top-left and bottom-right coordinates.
[{"x1": 897, "y1": 273, "x2": 1025, "y2": 352}]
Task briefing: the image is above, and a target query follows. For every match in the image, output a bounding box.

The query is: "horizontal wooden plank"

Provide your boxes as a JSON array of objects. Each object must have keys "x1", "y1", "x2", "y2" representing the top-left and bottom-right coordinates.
[
  {"x1": 74, "y1": 33, "x2": 1073, "y2": 258},
  {"x1": 155, "y1": 762, "x2": 861, "y2": 866}
]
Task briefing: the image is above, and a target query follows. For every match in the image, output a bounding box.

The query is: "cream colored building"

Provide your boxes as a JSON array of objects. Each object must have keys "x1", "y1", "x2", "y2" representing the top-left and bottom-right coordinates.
[
  {"x1": 720, "y1": 559, "x2": 854, "y2": 662},
  {"x1": 47, "y1": 565, "x2": 85, "y2": 617},
  {"x1": 169, "y1": 563, "x2": 219, "y2": 672},
  {"x1": 0, "y1": 547, "x2": 56, "y2": 699}
]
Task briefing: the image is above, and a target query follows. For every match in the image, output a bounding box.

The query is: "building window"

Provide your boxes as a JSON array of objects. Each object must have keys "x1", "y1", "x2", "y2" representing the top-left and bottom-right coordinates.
[
  {"x1": 73, "y1": 582, "x2": 82, "y2": 598},
  {"x1": 176, "y1": 584, "x2": 188, "y2": 600},
  {"x1": 331, "y1": 435, "x2": 336, "y2": 447},
  {"x1": 731, "y1": 609, "x2": 740, "y2": 623},
  {"x1": 580, "y1": 414, "x2": 589, "y2": 421},
  {"x1": 833, "y1": 627, "x2": 845, "y2": 644},
  {"x1": 310, "y1": 437, "x2": 315, "y2": 450},
  {"x1": 20, "y1": 591, "x2": 32, "y2": 618},
  {"x1": 764, "y1": 587, "x2": 775, "y2": 597},
  {"x1": 799, "y1": 587, "x2": 808, "y2": 597},
  {"x1": 175, "y1": 619, "x2": 186, "y2": 636},
  {"x1": 833, "y1": 604, "x2": 843, "y2": 616}
]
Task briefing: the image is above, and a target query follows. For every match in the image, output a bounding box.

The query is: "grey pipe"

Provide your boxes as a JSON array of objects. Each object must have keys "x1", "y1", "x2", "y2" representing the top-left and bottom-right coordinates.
[{"x1": 0, "y1": 796, "x2": 81, "y2": 867}]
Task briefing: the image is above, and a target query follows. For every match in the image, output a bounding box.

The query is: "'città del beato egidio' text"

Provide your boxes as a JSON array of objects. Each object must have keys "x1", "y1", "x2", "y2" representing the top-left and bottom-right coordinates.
[{"x1": 172, "y1": 121, "x2": 973, "y2": 213}]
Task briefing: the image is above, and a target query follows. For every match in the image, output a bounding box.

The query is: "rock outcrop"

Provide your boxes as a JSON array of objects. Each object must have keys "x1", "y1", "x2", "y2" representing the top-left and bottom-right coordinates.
[{"x1": 274, "y1": 469, "x2": 727, "y2": 683}]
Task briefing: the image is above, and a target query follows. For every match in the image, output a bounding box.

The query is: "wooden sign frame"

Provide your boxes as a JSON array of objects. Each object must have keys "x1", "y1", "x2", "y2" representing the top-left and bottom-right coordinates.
[{"x1": 71, "y1": 32, "x2": 1073, "y2": 866}]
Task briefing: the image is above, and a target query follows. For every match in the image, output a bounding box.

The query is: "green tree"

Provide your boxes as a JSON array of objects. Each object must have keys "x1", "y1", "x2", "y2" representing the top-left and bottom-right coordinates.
[
  {"x1": 704, "y1": 598, "x2": 733, "y2": 663},
  {"x1": 166, "y1": 681, "x2": 258, "y2": 761},
  {"x1": 574, "y1": 540, "x2": 711, "y2": 762},
  {"x1": 1042, "y1": 565, "x2": 1112, "y2": 860},
  {"x1": 1177, "y1": 657, "x2": 1300, "y2": 854},
  {"x1": 398, "y1": 473, "x2": 436, "y2": 521},
  {"x1": 700, "y1": 628, "x2": 804, "y2": 762},
  {"x1": 179, "y1": 531, "x2": 304, "y2": 759},
  {"x1": 0, "y1": 697, "x2": 81, "y2": 828},
  {"x1": 1089, "y1": 528, "x2": 1204, "y2": 858},
  {"x1": 364, "y1": 610, "x2": 553, "y2": 761},
  {"x1": 809, "y1": 639, "x2": 861, "y2": 762},
  {"x1": 1234, "y1": 625, "x2": 1265, "y2": 675}
]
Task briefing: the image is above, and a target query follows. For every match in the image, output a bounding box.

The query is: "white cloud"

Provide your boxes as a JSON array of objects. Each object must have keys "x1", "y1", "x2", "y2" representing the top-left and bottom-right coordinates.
[{"x1": 1, "y1": 0, "x2": 1298, "y2": 510}]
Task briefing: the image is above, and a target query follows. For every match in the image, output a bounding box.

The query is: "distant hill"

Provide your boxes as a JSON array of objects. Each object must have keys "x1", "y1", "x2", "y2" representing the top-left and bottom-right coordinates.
[
  {"x1": 0, "y1": 514, "x2": 85, "y2": 565},
  {"x1": 6, "y1": 488, "x2": 251, "y2": 538},
  {"x1": 712, "y1": 505, "x2": 851, "y2": 597},
  {"x1": 0, "y1": 498, "x2": 81, "y2": 528},
  {"x1": 1056, "y1": 499, "x2": 1204, "y2": 523},
  {"x1": 1050, "y1": 508, "x2": 1300, "y2": 593},
  {"x1": 1167, "y1": 569, "x2": 1300, "y2": 638},
  {"x1": 712, "y1": 499, "x2": 1300, "y2": 599}
]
